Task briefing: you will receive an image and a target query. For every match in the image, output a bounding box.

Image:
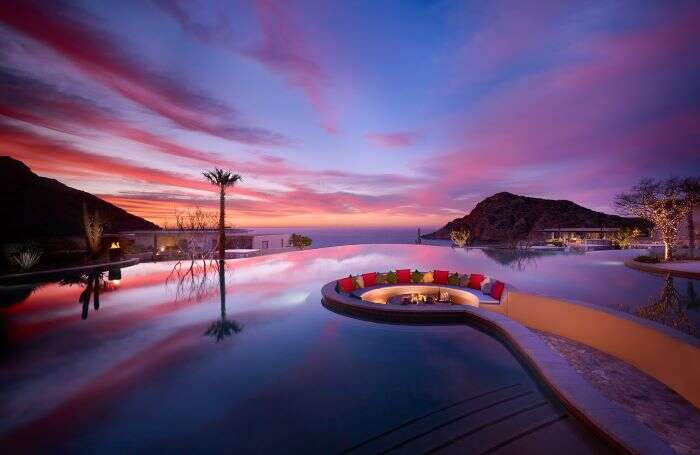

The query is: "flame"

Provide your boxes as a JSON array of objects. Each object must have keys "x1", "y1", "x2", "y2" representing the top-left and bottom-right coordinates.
[{"x1": 110, "y1": 242, "x2": 120, "y2": 249}]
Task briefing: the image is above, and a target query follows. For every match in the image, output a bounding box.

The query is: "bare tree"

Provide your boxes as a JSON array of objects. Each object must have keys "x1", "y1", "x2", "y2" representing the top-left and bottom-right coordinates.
[
  {"x1": 449, "y1": 228, "x2": 471, "y2": 248},
  {"x1": 616, "y1": 179, "x2": 691, "y2": 261},
  {"x1": 174, "y1": 207, "x2": 219, "y2": 260}
]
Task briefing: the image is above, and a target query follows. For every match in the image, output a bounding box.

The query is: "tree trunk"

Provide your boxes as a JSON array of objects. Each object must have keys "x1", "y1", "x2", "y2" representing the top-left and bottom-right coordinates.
[
  {"x1": 219, "y1": 259, "x2": 226, "y2": 320},
  {"x1": 663, "y1": 240, "x2": 671, "y2": 261},
  {"x1": 219, "y1": 185, "x2": 225, "y2": 260},
  {"x1": 689, "y1": 207, "x2": 695, "y2": 259}
]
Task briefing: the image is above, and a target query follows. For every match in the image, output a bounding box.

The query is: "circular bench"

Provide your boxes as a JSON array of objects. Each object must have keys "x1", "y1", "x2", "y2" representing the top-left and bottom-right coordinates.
[{"x1": 356, "y1": 284, "x2": 500, "y2": 306}]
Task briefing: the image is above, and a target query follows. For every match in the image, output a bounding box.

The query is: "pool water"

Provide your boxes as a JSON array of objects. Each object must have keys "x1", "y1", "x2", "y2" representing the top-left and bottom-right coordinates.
[{"x1": 0, "y1": 244, "x2": 695, "y2": 452}]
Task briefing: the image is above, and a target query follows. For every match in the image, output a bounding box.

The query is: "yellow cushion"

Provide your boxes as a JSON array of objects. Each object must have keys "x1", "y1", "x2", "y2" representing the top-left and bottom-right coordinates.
[{"x1": 422, "y1": 271, "x2": 434, "y2": 283}]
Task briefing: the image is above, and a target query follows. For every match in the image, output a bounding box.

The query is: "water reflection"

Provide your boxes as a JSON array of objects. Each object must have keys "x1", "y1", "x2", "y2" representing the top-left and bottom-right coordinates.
[
  {"x1": 204, "y1": 260, "x2": 243, "y2": 341},
  {"x1": 165, "y1": 257, "x2": 243, "y2": 341},
  {"x1": 480, "y1": 247, "x2": 584, "y2": 270},
  {"x1": 637, "y1": 275, "x2": 696, "y2": 336},
  {"x1": 59, "y1": 272, "x2": 116, "y2": 320}
]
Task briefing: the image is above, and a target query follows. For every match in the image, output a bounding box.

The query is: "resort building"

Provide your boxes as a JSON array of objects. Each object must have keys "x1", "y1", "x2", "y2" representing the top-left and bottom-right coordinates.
[
  {"x1": 120, "y1": 229, "x2": 292, "y2": 257},
  {"x1": 537, "y1": 227, "x2": 620, "y2": 245}
]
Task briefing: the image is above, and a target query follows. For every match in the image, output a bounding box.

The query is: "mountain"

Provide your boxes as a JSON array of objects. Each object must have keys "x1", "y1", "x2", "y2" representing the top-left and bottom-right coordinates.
[
  {"x1": 424, "y1": 192, "x2": 649, "y2": 241},
  {"x1": 0, "y1": 156, "x2": 159, "y2": 241}
]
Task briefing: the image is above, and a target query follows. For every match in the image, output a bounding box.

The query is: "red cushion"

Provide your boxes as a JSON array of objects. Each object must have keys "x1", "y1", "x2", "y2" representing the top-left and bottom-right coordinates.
[
  {"x1": 362, "y1": 272, "x2": 377, "y2": 287},
  {"x1": 338, "y1": 277, "x2": 354, "y2": 293},
  {"x1": 396, "y1": 269, "x2": 411, "y2": 284},
  {"x1": 433, "y1": 270, "x2": 449, "y2": 284},
  {"x1": 490, "y1": 281, "x2": 505, "y2": 300},
  {"x1": 468, "y1": 274, "x2": 485, "y2": 290}
]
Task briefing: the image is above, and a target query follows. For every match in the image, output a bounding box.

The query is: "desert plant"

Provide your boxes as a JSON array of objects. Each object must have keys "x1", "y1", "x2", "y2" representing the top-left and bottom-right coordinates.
[
  {"x1": 5, "y1": 243, "x2": 43, "y2": 271},
  {"x1": 449, "y1": 228, "x2": 471, "y2": 248},
  {"x1": 611, "y1": 227, "x2": 641, "y2": 249},
  {"x1": 82, "y1": 202, "x2": 106, "y2": 259},
  {"x1": 203, "y1": 168, "x2": 242, "y2": 260},
  {"x1": 616, "y1": 178, "x2": 691, "y2": 261},
  {"x1": 289, "y1": 233, "x2": 312, "y2": 250},
  {"x1": 205, "y1": 260, "x2": 242, "y2": 341}
]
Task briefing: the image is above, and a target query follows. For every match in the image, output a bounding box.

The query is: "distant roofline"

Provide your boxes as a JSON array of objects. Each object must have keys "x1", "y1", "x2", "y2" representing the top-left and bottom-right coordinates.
[{"x1": 120, "y1": 228, "x2": 290, "y2": 236}]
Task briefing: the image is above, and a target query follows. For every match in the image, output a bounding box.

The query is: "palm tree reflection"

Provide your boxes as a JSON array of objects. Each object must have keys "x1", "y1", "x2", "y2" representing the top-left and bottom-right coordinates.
[
  {"x1": 204, "y1": 259, "x2": 242, "y2": 341},
  {"x1": 637, "y1": 274, "x2": 696, "y2": 336},
  {"x1": 60, "y1": 272, "x2": 114, "y2": 320}
]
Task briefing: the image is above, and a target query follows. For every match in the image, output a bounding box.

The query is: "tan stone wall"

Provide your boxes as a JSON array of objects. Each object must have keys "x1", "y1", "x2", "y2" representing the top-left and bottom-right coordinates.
[{"x1": 488, "y1": 290, "x2": 700, "y2": 407}]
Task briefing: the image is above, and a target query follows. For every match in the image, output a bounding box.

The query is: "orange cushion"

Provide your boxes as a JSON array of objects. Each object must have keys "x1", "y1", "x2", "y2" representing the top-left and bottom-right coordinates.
[
  {"x1": 338, "y1": 277, "x2": 354, "y2": 293},
  {"x1": 468, "y1": 274, "x2": 485, "y2": 290},
  {"x1": 396, "y1": 269, "x2": 411, "y2": 284},
  {"x1": 433, "y1": 270, "x2": 449, "y2": 284},
  {"x1": 362, "y1": 272, "x2": 377, "y2": 287}
]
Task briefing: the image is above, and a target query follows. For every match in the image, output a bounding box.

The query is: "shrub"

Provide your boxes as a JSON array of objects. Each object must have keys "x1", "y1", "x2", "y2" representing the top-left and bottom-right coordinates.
[
  {"x1": 448, "y1": 273, "x2": 460, "y2": 286},
  {"x1": 386, "y1": 271, "x2": 397, "y2": 284},
  {"x1": 635, "y1": 255, "x2": 660, "y2": 264},
  {"x1": 5, "y1": 243, "x2": 43, "y2": 271},
  {"x1": 289, "y1": 233, "x2": 312, "y2": 249},
  {"x1": 411, "y1": 269, "x2": 423, "y2": 283}
]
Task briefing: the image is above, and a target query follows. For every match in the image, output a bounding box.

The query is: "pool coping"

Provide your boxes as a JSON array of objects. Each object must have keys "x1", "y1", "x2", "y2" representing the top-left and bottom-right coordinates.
[
  {"x1": 625, "y1": 259, "x2": 700, "y2": 279},
  {"x1": 0, "y1": 258, "x2": 140, "y2": 284},
  {"x1": 321, "y1": 281, "x2": 674, "y2": 455}
]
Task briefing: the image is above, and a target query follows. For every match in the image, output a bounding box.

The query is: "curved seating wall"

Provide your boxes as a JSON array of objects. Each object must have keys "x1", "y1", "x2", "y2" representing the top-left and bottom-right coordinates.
[
  {"x1": 499, "y1": 290, "x2": 700, "y2": 408},
  {"x1": 358, "y1": 284, "x2": 496, "y2": 306}
]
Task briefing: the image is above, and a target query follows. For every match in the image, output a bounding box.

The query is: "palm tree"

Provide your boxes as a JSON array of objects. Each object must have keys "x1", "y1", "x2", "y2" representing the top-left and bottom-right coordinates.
[{"x1": 203, "y1": 168, "x2": 242, "y2": 260}]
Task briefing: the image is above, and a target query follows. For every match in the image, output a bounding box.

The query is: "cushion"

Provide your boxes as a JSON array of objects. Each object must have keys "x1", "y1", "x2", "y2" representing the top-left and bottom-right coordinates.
[
  {"x1": 490, "y1": 281, "x2": 505, "y2": 300},
  {"x1": 459, "y1": 274, "x2": 470, "y2": 287},
  {"x1": 480, "y1": 277, "x2": 493, "y2": 295},
  {"x1": 362, "y1": 272, "x2": 377, "y2": 287},
  {"x1": 353, "y1": 275, "x2": 364, "y2": 289},
  {"x1": 396, "y1": 269, "x2": 411, "y2": 284},
  {"x1": 338, "y1": 277, "x2": 354, "y2": 293},
  {"x1": 434, "y1": 270, "x2": 449, "y2": 284},
  {"x1": 448, "y1": 273, "x2": 460, "y2": 286},
  {"x1": 422, "y1": 271, "x2": 434, "y2": 283},
  {"x1": 411, "y1": 270, "x2": 424, "y2": 283},
  {"x1": 468, "y1": 274, "x2": 485, "y2": 290},
  {"x1": 376, "y1": 273, "x2": 388, "y2": 284},
  {"x1": 386, "y1": 271, "x2": 397, "y2": 284}
]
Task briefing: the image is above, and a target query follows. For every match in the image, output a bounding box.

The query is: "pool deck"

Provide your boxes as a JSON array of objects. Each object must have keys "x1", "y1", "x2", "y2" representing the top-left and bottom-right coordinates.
[
  {"x1": 0, "y1": 258, "x2": 139, "y2": 284},
  {"x1": 625, "y1": 259, "x2": 700, "y2": 279},
  {"x1": 536, "y1": 330, "x2": 700, "y2": 455},
  {"x1": 322, "y1": 281, "x2": 675, "y2": 455}
]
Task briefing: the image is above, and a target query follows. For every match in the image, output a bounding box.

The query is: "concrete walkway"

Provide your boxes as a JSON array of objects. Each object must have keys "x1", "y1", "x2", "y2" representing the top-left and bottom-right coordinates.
[{"x1": 536, "y1": 330, "x2": 700, "y2": 455}]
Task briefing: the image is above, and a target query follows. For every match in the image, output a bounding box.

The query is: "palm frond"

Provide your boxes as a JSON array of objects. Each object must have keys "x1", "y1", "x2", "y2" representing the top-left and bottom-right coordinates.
[{"x1": 203, "y1": 168, "x2": 242, "y2": 188}]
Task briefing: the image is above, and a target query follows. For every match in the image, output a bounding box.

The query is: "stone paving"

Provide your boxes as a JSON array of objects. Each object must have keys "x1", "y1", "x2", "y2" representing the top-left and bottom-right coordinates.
[{"x1": 534, "y1": 330, "x2": 700, "y2": 455}]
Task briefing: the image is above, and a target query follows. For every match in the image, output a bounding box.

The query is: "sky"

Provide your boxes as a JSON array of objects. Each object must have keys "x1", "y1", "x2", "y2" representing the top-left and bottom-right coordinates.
[{"x1": 0, "y1": 0, "x2": 698, "y2": 228}]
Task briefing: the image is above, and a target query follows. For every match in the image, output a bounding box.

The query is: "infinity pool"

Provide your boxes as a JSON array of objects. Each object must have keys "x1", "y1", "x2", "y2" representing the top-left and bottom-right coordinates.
[{"x1": 0, "y1": 245, "x2": 696, "y2": 452}]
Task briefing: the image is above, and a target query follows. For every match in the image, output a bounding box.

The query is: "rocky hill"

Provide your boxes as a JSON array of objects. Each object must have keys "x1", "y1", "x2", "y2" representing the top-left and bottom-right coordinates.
[
  {"x1": 0, "y1": 156, "x2": 159, "y2": 241},
  {"x1": 424, "y1": 192, "x2": 649, "y2": 242}
]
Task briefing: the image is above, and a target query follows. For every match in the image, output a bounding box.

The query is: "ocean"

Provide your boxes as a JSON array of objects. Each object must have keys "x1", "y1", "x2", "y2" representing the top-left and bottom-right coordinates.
[{"x1": 242, "y1": 226, "x2": 447, "y2": 248}]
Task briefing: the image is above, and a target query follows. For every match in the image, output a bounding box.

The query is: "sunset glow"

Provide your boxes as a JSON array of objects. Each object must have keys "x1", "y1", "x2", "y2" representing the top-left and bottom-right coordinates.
[{"x1": 1, "y1": 0, "x2": 698, "y2": 227}]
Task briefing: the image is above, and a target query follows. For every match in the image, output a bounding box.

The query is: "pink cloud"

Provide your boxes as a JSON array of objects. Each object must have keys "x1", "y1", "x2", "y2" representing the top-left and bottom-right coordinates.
[
  {"x1": 0, "y1": 0, "x2": 286, "y2": 145},
  {"x1": 155, "y1": 0, "x2": 338, "y2": 134},
  {"x1": 365, "y1": 131, "x2": 419, "y2": 149}
]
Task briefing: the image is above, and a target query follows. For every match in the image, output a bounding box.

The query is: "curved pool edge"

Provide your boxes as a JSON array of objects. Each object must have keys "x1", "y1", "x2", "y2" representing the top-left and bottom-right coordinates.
[
  {"x1": 321, "y1": 282, "x2": 674, "y2": 455},
  {"x1": 0, "y1": 258, "x2": 140, "y2": 284},
  {"x1": 625, "y1": 259, "x2": 700, "y2": 279}
]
